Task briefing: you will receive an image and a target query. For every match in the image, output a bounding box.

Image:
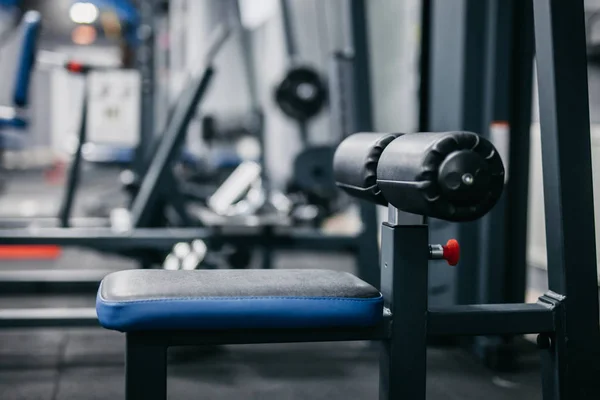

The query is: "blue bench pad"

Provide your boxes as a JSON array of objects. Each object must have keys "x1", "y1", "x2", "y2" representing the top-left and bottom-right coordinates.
[{"x1": 96, "y1": 269, "x2": 383, "y2": 332}]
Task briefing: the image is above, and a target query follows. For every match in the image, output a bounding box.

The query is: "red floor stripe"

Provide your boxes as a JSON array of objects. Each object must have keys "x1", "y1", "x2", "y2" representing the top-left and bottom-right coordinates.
[{"x1": 0, "y1": 245, "x2": 62, "y2": 259}]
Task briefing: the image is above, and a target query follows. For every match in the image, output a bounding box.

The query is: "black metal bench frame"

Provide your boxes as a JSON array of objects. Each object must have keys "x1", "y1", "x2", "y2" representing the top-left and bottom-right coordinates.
[{"x1": 125, "y1": 213, "x2": 567, "y2": 399}]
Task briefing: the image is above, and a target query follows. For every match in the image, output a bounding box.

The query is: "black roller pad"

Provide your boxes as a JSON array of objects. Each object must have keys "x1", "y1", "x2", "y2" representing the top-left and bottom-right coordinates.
[
  {"x1": 333, "y1": 132, "x2": 403, "y2": 205},
  {"x1": 377, "y1": 131, "x2": 505, "y2": 222}
]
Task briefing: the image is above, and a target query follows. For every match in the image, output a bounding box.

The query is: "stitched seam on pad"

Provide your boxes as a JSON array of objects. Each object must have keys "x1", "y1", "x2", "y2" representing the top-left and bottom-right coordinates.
[{"x1": 98, "y1": 294, "x2": 383, "y2": 305}]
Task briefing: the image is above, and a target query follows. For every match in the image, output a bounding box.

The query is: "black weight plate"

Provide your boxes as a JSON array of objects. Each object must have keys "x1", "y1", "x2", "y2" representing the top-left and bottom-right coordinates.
[{"x1": 275, "y1": 66, "x2": 327, "y2": 121}]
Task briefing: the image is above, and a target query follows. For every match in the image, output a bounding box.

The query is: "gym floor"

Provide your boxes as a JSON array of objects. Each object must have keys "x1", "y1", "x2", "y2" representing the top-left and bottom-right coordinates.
[
  {"x1": 0, "y1": 170, "x2": 543, "y2": 400},
  {"x1": 0, "y1": 251, "x2": 543, "y2": 400}
]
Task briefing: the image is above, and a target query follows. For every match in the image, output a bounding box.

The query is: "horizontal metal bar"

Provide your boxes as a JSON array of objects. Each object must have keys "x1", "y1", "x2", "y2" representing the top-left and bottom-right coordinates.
[
  {"x1": 0, "y1": 227, "x2": 213, "y2": 248},
  {"x1": 274, "y1": 234, "x2": 359, "y2": 251},
  {"x1": 130, "y1": 314, "x2": 392, "y2": 346},
  {"x1": 0, "y1": 217, "x2": 110, "y2": 229},
  {"x1": 0, "y1": 269, "x2": 111, "y2": 282},
  {"x1": 0, "y1": 227, "x2": 360, "y2": 252},
  {"x1": 0, "y1": 307, "x2": 99, "y2": 328},
  {"x1": 0, "y1": 269, "x2": 111, "y2": 293},
  {"x1": 427, "y1": 303, "x2": 555, "y2": 336},
  {"x1": 0, "y1": 303, "x2": 555, "y2": 335}
]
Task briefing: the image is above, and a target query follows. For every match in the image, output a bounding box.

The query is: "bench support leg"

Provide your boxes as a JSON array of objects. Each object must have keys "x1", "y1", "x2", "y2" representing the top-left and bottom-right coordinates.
[
  {"x1": 126, "y1": 333, "x2": 167, "y2": 400},
  {"x1": 379, "y1": 222, "x2": 429, "y2": 400}
]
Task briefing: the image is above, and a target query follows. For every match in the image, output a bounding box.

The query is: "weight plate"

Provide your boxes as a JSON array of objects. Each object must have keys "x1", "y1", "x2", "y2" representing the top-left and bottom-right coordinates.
[{"x1": 275, "y1": 66, "x2": 327, "y2": 121}]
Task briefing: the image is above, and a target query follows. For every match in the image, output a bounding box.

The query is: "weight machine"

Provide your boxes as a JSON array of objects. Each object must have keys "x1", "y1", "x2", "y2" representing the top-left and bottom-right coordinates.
[{"x1": 97, "y1": 2, "x2": 600, "y2": 399}]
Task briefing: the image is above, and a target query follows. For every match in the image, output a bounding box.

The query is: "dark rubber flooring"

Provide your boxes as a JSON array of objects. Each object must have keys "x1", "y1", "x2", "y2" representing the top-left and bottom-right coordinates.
[{"x1": 0, "y1": 329, "x2": 542, "y2": 400}]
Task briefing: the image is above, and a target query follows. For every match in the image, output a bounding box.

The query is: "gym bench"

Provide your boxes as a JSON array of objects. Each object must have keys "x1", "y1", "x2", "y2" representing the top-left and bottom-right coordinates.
[{"x1": 95, "y1": 130, "x2": 576, "y2": 400}]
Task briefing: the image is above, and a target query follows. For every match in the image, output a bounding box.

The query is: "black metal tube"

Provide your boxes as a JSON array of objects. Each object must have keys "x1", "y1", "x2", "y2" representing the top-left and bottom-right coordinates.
[
  {"x1": 134, "y1": 0, "x2": 157, "y2": 177},
  {"x1": 126, "y1": 335, "x2": 167, "y2": 400},
  {"x1": 533, "y1": 0, "x2": 600, "y2": 397},
  {"x1": 379, "y1": 223, "x2": 429, "y2": 400},
  {"x1": 129, "y1": 67, "x2": 215, "y2": 227},
  {"x1": 57, "y1": 81, "x2": 88, "y2": 228},
  {"x1": 428, "y1": 303, "x2": 555, "y2": 336},
  {"x1": 280, "y1": 0, "x2": 297, "y2": 60},
  {"x1": 350, "y1": 0, "x2": 380, "y2": 289},
  {"x1": 417, "y1": 0, "x2": 431, "y2": 132},
  {"x1": 126, "y1": 318, "x2": 391, "y2": 347}
]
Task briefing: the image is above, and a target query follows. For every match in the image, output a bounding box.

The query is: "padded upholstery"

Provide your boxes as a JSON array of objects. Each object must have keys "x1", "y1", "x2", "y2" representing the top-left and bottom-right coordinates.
[
  {"x1": 333, "y1": 132, "x2": 403, "y2": 205},
  {"x1": 96, "y1": 269, "x2": 383, "y2": 332},
  {"x1": 13, "y1": 11, "x2": 40, "y2": 107},
  {"x1": 377, "y1": 131, "x2": 505, "y2": 221}
]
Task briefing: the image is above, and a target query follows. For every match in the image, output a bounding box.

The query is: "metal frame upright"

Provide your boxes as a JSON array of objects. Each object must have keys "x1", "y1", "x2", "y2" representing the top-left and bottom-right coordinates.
[
  {"x1": 426, "y1": 0, "x2": 534, "y2": 369},
  {"x1": 533, "y1": 0, "x2": 600, "y2": 396},
  {"x1": 134, "y1": 0, "x2": 158, "y2": 177},
  {"x1": 348, "y1": 0, "x2": 380, "y2": 289},
  {"x1": 473, "y1": 0, "x2": 535, "y2": 368}
]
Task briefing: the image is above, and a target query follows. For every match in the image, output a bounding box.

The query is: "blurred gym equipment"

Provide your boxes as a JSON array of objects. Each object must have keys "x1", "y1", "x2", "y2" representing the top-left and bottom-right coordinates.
[{"x1": 0, "y1": 1, "x2": 380, "y2": 329}]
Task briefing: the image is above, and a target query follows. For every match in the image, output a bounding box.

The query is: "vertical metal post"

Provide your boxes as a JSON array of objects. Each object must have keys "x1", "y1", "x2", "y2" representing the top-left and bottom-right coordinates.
[
  {"x1": 130, "y1": 68, "x2": 215, "y2": 228},
  {"x1": 533, "y1": 0, "x2": 600, "y2": 397},
  {"x1": 504, "y1": 0, "x2": 534, "y2": 306},
  {"x1": 350, "y1": 0, "x2": 380, "y2": 289},
  {"x1": 474, "y1": 0, "x2": 535, "y2": 370},
  {"x1": 328, "y1": 52, "x2": 356, "y2": 143},
  {"x1": 350, "y1": 0, "x2": 372, "y2": 133},
  {"x1": 475, "y1": 0, "x2": 533, "y2": 306},
  {"x1": 417, "y1": 0, "x2": 431, "y2": 132},
  {"x1": 135, "y1": 0, "x2": 157, "y2": 176},
  {"x1": 538, "y1": 293, "x2": 567, "y2": 400},
  {"x1": 427, "y1": 0, "x2": 487, "y2": 307},
  {"x1": 153, "y1": 2, "x2": 170, "y2": 136},
  {"x1": 357, "y1": 204, "x2": 380, "y2": 288},
  {"x1": 330, "y1": 0, "x2": 357, "y2": 142},
  {"x1": 58, "y1": 81, "x2": 88, "y2": 228},
  {"x1": 126, "y1": 334, "x2": 167, "y2": 400},
  {"x1": 454, "y1": 0, "x2": 487, "y2": 306},
  {"x1": 127, "y1": 2, "x2": 157, "y2": 272},
  {"x1": 279, "y1": 0, "x2": 309, "y2": 145},
  {"x1": 279, "y1": 0, "x2": 298, "y2": 61},
  {"x1": 379, "y1": 209, "x2": 428, "y2": 400},
  {"x1": 478, "y1": 0, "x2": 513, "y2": 308}
]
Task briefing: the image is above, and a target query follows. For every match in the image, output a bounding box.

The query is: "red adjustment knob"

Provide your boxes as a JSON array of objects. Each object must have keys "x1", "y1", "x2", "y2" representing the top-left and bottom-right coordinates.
[
  {"x1": 442, "y1": 239, "x2": 460, "y2": 266},
  {"x1": 65, "y1": 61, "x2": 84, "y2": 73}
]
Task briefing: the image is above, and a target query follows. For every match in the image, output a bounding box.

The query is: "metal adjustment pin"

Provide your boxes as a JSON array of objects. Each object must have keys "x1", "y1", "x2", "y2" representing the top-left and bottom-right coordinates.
[{"x1": 429, "y1": 239, "x2": 460, "y2": 266}]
